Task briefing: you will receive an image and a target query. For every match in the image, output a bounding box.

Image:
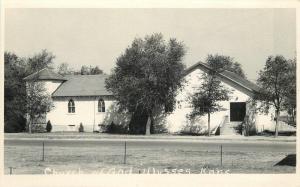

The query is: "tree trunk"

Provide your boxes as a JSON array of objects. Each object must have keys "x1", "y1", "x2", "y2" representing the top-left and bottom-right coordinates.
[
  {"x1": 150, "y1": 115, "x2": 155, "y2": 134},
  {"x1": 275, "y1": 110, "x2": 280, "y2": 137},
  {"x1": 28, "y1": 120, "x2": 32, "y2": 134},
  {"x1": 207, "y1": 112, "x2": 211, "y2": 136},
  {"x1": 243, "y1": 115, "x2": 249, "y2": 136},
  {"x1": 27, "y1": 115, "x2": 32, "y2": 134},
  {"x1": 145, "y1": 116, "x2": 151, "y2": 135}
]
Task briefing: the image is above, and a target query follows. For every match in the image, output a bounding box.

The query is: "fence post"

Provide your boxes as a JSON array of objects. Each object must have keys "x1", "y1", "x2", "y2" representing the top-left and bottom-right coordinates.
[
  {"x1": 220, "y1": 145, "x2": 223, "y2": 167},
  {"x1": 124, "y1": 141, "x2": 127, "y2": 164},
  {"x1": 42, "y1": 142, "x2": 45, "y2": 161},
  {"x1": 9, "y1": 167, "x2": 13, "y2": 175}
]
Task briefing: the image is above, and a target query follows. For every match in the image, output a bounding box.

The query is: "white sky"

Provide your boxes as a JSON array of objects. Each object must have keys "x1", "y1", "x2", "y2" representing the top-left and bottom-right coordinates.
[{"x1": 5, "y1": 8, "x2": 296, "y2": 81}]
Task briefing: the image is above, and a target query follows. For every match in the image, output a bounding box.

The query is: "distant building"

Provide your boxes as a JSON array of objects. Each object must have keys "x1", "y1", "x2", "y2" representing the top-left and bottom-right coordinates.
[{"x1": 24, "y1": 63, "x2": 295, "y2": 134}]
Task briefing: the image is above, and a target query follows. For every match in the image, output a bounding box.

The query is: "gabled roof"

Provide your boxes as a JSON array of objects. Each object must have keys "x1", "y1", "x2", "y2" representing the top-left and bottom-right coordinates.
[
  {"x1": 184, "y1": 61, "x2": 260, "y2": 94},
  {"x1": 26, "y1": 62, "x2": 259, "y2": 97},
  {"x1": 23, "y1": 68, "x2": 67, "y2": 81},
  {"x1": 52, "y1": 74, "x2": 112, "y2": 97}
]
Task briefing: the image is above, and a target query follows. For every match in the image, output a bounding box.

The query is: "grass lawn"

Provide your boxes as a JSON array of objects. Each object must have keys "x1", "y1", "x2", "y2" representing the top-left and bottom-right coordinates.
[{"x1": 4, "y1": 139, "x2": 296, "y2": 174}]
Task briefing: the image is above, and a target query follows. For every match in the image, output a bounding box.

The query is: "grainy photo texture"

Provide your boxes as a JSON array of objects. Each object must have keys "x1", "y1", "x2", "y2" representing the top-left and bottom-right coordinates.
[{"x1": 4, "y1": 8, "x2": 296, "y2": 174}]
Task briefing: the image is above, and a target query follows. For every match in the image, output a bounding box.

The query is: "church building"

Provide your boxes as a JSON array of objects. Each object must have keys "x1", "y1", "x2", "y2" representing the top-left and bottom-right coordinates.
[{"x1": 24, "y1": 62, "x2": 295, "y2": 135}]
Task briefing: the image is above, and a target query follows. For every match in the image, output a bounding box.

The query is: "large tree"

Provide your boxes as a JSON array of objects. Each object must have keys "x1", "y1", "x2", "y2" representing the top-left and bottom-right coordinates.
[
  {"x1": 4, "y1": 50, "x2": 55, "y2": 133},
  {"x1": 90, "y1": 66, "x2": 103, "y2": 75},
  {"x1": 255, "y1": 55, "x2": 293, "y2": 137},
  {"x1": 57, "y1": 63, "x2": 74, "y2": 75},
  {"x1": 190, "y1": 54, "x2": 231, "y2": 136},
  {"x1": 226, "y1": 61, "x2": 246, "y2": 78},
  {"x1": 283, "y1": 58, "x2": 296, "y2": 126},
  {"x1": 105, "y1": 33, "x2": 186, "y2": 135},
  {"x1": 4, "y1": 52, "x2": 27, "y2": 132},
  {"x1": 80, "y1": 65, "x2": 103, "y2": 75},
  {"x1": 25, "y1": 50, "x2": 56, "y2": 133},
  {"x1": 25, "y1": 81, "x2": 53, "y2": 133},
  {"x1": 212, "y1": 54, "x2": 246, "y2": 78},
  {"x1": 26, "y1": 49, "x2": 55, "y2": 74},
  {"x1": 57, "y1": 63, "x2": 104, "y2": 75}
]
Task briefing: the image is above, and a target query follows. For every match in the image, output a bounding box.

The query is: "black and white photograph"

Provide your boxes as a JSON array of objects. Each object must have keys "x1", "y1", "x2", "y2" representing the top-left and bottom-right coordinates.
[{"x1": 1, "y1": 2, "x2": 298, "y2": 186}]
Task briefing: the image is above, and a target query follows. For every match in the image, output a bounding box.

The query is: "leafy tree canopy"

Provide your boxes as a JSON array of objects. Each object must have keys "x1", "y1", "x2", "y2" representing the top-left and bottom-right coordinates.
[
  {"x1": 26, "y1": 49, "x2": 55, "y2": 74},
  {"x1": 57, "y1": 63, "x2": 74, "y2": 75},
  {"x1": 80, "y1": 65, "x2": 103, "y2": 75},
  {"x1": 206, "y1": 54, "x2": 246, "y2": 78},
  {"x1": 4, "y1": 52, "x2": 27, "y2": 132},
  {"x1": 4, "y1": 50, "x2": 55, "y2": 133},
  {"x1": 57, "y1": 63, "x2": 104, "y2": 75},
  {"x1": 255, "y1": 55, "x2": 295, "y2": 136},
  {"x1": 190, "y1": 54, "x2": 232, "y2": 136},
  {"x1": 105, "y1": 33, "x2": 186, "y2": 134},
  {"x1": 255, "y1": 56, "x2": 292, "y2": 112}
]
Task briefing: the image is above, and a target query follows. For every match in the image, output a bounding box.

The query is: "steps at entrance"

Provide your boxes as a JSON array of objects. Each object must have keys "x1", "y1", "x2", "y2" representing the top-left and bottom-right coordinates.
[{"x1": 220, "y1": 122, "x2": 242, "y2": 135}]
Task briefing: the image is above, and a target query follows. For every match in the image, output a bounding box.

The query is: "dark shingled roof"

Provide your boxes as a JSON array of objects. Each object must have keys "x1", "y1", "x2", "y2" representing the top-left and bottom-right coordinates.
[
  {"x1": 185, "y1": 61, "x2": 260, "y2": 93},
  {"x1": 52, "y1": 74, "x2": 111, "y2": 97},
  {"x1": 24, "y1": 68, "x2": 67, "y2": 81}
]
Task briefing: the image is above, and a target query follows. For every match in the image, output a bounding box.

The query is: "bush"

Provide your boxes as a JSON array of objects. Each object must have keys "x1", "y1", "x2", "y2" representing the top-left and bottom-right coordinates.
[
  {"x1": 248, "y1": 125, "x2": 257, "y2": 136},
  {"x1": 234, "y1": 123, "x2": 243, "y2": 135},
  {"x1": 46, "y1": 120, "x2": 52, "y2": 132},
  {"x1": 151, "y1": 121, "x2": 168, "y2": 134},
  {"x1": 4, "y1": 118, "x2": 26, "y2": 133},
  {"x1": 237, "y1": 120, "x2": 257, "y2": 136},
  {"x1": 4, "y1": 116, "x2": 27, "y2": 133},
  {"x1": 102, "y1": 121, "x2": 129, "y2": 134},
  {"x1": 79, "y1": 123, "x2": 84, "y2": 132},
  {"x1": 32, "y1": 123, "x2": 46, "y2": 133}
]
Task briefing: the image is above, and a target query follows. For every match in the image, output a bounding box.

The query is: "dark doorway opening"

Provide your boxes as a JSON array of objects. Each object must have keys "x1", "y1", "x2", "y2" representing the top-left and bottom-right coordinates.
[{"x1": 230, "y1": 102, "x2": 246, "y2": 121}]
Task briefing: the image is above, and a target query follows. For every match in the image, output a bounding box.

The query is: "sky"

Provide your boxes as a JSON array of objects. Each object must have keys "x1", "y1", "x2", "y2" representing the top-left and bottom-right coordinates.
[{"x1": 5, "y1": 8, "x2": 296, "y2": 81}]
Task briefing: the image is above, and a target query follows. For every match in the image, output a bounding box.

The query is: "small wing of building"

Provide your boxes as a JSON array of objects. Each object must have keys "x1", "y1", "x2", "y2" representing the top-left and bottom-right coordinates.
[{"x1": 24, "y1": 68, "x2": 130, "y2": 132}]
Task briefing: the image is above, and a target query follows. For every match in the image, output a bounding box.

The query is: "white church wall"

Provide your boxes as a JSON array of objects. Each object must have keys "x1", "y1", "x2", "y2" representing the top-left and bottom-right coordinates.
[
  {"x1": 47, "y1": 96, "x2": 130, "y2": 132},
  {"x1": 25, "y1": 80, "x2": 62, "y2": 97},
  {"x1": 166, "y1": 68, "x2": 270, "y2": 134},
  {"x1": 43, "y1": 80, "x2": 64, "y2": 95},
  {"x1": 252, "y1": 104, "x2": 295, "y2": 133}
]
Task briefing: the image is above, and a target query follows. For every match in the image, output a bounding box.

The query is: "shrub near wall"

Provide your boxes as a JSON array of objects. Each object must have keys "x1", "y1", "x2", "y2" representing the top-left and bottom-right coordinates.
[
  {"x1": 46, "y1": 120, "x2": 52, "y2": 132},
  {"x1": 101, "y1": 119, "x2": 168, "y2": 134},
  {"x1": 237, "y1": 115, "x2": 257, "y2": 136},
  {"x1": 79, "y1": 123, "x2": 84, "y2": 132},
  {"x1": 32, "y1": 124, "x2": 47, "y2": 133},
  {"x1": 101, "y1": 121, "x2": 129, "y2": 134}
]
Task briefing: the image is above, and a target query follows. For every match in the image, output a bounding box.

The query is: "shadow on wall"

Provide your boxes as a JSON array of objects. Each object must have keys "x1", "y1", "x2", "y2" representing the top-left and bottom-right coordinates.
[{"x1": 180, "y1": 115, "x2": 208, "y2": 135}]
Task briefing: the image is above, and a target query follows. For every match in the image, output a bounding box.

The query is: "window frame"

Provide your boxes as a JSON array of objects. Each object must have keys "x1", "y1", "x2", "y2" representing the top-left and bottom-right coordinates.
[
  {"x1": 98, "y1": 98, "x2": 105, "y2": 113},
  {"x1": 68, "y1": 99, "x2": 75, "y2": 113}
]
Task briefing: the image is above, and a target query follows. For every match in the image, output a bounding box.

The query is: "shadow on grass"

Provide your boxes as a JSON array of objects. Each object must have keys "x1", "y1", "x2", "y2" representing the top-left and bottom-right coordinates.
[{"x1": 275, "y1": 154, "x2": 296, "y2": 167}]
